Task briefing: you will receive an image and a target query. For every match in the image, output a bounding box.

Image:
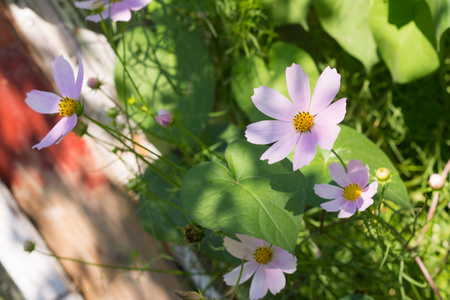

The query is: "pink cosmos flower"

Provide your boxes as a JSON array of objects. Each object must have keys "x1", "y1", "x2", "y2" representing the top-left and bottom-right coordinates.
[
  {"x1": 74, "y1": 0, "x2": 152, "y2": 23},
  {"x1": 245, "y1": 63, "x2": 347, "y2": 171},
  {"x1": 314, "y1": 160, "x2": 378, "y2": 218},
  {"x1": 223, "y1": 234, "x2": 297, "y2": 300},
  {"x1": 25, "y1": 53, "x2": 83, "y2": 150},
  {"x1": 155, "y1": 109, "x2": 173, "y2": 128}
]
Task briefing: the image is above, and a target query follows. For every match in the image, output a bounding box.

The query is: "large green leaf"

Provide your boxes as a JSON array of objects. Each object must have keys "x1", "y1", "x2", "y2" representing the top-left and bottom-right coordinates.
[
  {"x1": 369, "y1": 0, "x2": 440, "y2": 83},
  {"x1": 261, "y1": 0, "x2": 312, "y2": 30},
  {"x1": 180, "y1": 139, "x2": 306, "y2": 253},
  {"x1": 115, "y1": 11, "x2": 214, "y2": 142},
  {"x1": 300, "y1": 125, "x2": 410, "y2": 208},
  {"x1": 313, "y1": 0, "x2": 379, "y2": 73},
  {"x1": 231, "y1": 41, "x2": 319, "y2": 122}
]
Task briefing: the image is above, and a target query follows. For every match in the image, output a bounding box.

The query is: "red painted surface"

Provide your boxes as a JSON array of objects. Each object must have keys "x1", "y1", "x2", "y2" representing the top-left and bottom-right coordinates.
[{"x1": 0, "y1": 6, "x2": 106, "y2": 189}]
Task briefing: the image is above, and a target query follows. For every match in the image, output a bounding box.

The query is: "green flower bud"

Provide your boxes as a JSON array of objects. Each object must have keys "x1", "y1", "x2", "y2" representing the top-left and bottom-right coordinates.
[
  {"x1": 182, "y1": 223, "x2": 205, "y2": 244},
  {"x1": 375, "y1": 167, "x2": 390, "y2": 181}
]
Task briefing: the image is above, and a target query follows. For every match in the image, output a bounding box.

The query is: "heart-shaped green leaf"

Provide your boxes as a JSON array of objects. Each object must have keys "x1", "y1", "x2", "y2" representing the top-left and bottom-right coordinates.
[
  {"x1": 369, "y1": 0, "x2": 440, "y2": 83},
  {"x1": 180, "y1": 139, "x2": 306, "y2": 253},
  {"x1": 231, "y1": 41, "x2": 319, "y2": 122},
  {"x1": 313, "y1": 0, "x2": 379, "y2": 73},
  {"x1": 300, "y1": 125, "x2": 410, "y2": 208}
]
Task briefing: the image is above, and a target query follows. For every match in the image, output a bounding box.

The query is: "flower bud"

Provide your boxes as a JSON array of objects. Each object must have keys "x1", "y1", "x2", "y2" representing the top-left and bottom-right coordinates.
[
  {"x1": 182, "y1": 223, "x2": 205, "y2": 244},
  {"x1": 23, "y1": 241, "x2": 36, "y2": 253},
  {"x1": 87, "y1": 77, "x2": 103, "y2": 90},
  {"x1": 174, "y1": 290, "x2": 207, "y2": 300},
  {"x1": 155, "y1": 109, "x2": 173, "y2": 128},
  {"x1": 375, "y1": 167, "x2": 390, "y2": 181},
  {"x1": 429, "y1": 174, "x2": 444, "y2": 190},
  {"x1": 107, "y1": 107, "x2": 119, "y2": 119}
]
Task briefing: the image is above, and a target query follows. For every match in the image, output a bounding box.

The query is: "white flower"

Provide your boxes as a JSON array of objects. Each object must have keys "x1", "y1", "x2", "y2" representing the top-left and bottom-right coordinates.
[{"x1": 223, "y1": 234, "x2": 297, "y2": 300}]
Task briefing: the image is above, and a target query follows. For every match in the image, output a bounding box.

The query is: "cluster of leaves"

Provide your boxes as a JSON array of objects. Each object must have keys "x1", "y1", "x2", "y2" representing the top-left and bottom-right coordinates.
[{"x1": 107, "y1": 0, "x2": 450, "y2": 298}]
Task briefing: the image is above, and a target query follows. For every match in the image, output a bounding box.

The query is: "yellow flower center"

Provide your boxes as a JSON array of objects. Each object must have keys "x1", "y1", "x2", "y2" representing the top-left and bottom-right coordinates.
[
  {"x1": 58, "y1": 97, "x2": 77, "y2": 117},
  {"x1": 253, "y1": 247, "x2": 272, "y2": 264},
  {"x1": 292, "y1": 111, "x2": 314, "y2": 132},
  {"x1": 342, "y1": 183, "x2": 362, "y2": 201}
]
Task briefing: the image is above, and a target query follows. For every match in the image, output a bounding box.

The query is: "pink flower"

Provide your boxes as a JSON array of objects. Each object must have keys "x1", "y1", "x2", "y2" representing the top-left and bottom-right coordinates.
[
  {"x1": 223, "y1": 234, "x2": 297, "y2": 300},
  {"x1": 155, "y1": 109, "x2": 173, "y2": 128},
  {"x1": 25, "y1": 53, "x2": 83, "y2": 150},
  {"x1": 74, "y1": 0, "x2": 152, "y2": 23},
  {"x1": 314, "y1": 160, "x2": 378, "y2": 218},
  {"x1": 245, "y1": 63, "x2": 346, "y2": 171}
]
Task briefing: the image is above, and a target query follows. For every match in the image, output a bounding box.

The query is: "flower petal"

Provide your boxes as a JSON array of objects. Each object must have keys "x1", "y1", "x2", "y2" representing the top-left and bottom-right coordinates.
[
  {"x1": 73, "y1": 52, "x2": 84, "y2": 100},
  {"x1": 236, "y1": 234, "x2": 268, "y2": 250},
  {"x1": 51, "y1": 55, "x2": 76, "y2": 99},
  {"x1": 245, "y1": 120, "x2": 293, "y2": 145},
  {"x1": 25, "y1": 90, "x2": 61, "y2": 114},
  {"x1": 55, "y1": 114, "x2": 78, "y2": 144},
  {"x1": 329, "y1": 162, "x2": 350, "y2": 187},
  {"x1": 361, "y1": 181, "x2": 378, "y2": 200},
  {"x1": 74, "y1": 0, "x2": 96, "y2": 9},
  {"x1": 127, "y1": 0, "x2": 152, "y2": 10},
  {"x1": 224, "y1": 237, "x2": 252, "y2": 260},
  {"x1": 265, "y1": 268, "x2": 286, "y2": 295},
  {"x1": 286, "y1": 63, "x2": 310, "y2": 113},
  {"x1": 271, "y1": 247, "x2": 297, "y2": 273},
  {"x1": 356, "y1": 197, "x2": 373, "y2": 212},
  {"x1": 32, "y1": 115, "x2": 75, "y2": 150},
  {"x1": 320, "y1": 197, "x2": 347, "y2": 212},
  {"x1": 310, "y1": 122, "x2": 340, "y2": 150},
  {"x1": 314, "y1": 184, "x2": 343, "y2": 199},
  {"x1": 260, "y1": 130, "x2": 299, "y2": 164},
  {"x1": 338, "y1": 201, "x2": 357, "y2": 218},
  {"x1": 251, "y1": 86, "x2": 297, "y2": 121},
  {"x1": 249, "y1": 267, "x2": 268, "y2": 300},
  {"x1": 110, "y1": 2, "x2": 133, "y2": 22},
  {"x1": 347, "y1": 159, "x2": 364, "y2": 173},
  {"x1": 86, "y1": 13, "x2": 104, "y2": 22},
  {"x1": 309, "y1": 67, "x2": 341, "y2": 115},
  {"x1": 349, "y1": 164, "x2": 369, "y2": 188},
  {"x1": 313, "y1": 98, "x2": 347, "y2": 125},
  {"x1": 293, "y1": 131, "x2": 317, "y2": 170},
  {"x1": 224, "y1": 261, "x2": 258, "y2": 286}
]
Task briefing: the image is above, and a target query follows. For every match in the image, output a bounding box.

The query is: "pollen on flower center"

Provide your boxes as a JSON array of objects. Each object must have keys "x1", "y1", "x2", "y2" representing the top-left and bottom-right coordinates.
[
  {"x1": 292, "y1": 111, "x2": 314, "y2": 132},
  {"x1": 58, "y1": 97, "x2": 77, "y2": 117},
  {"x1": 342, "y1": 183, "x2": 362, "y2": 201},
  {"x1": 253, "y1": 246, "x2": 272, "y2": 264}
]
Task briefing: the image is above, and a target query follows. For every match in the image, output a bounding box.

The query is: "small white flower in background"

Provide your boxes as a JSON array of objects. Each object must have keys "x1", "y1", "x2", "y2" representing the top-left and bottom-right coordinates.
[
  {"x1": 429, "y1": 174, "x2": 444, "y2": 190},
  {"x1": 25, "y1": 53, "x2": 84, "y2": 150},
  {"x1": 314, "y1": 159, "x2": 378, "y2": 218},
  {"x1": 223, "y1": 234, "x2": 297, "y2": 300},
  {"x1": 155, "y1": 109, "x2": 173, "y2": 128}
]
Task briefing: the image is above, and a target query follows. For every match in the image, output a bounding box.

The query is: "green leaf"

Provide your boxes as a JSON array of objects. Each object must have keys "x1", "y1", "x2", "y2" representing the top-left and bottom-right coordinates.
[
  {"x1": 180, "y1": 140, "x2": 306, "y2": 253},
  {"x1": 139, "y1": 157, "x2": 187, "y2": 242},
  {"x1": 339, "y1": 295, "x2": 375, "y2": 300},
  {"x1": 369, "y1": 0, "x2": 440, "y2": 83},
  {"x1": 261, "y1": 0, "x2": 312, "y2": 30},
  {"x1": 231, "y1": 41, "x2": 319, "y2": 122},
  {"x1": 313, "y1": 0, "x2": 379, "y2": 73},
  {"x1": 300, "y1": 125, "x2": 410, "y2": 208},
  {"x1": 115, "y1": 13, "x2": 214, "y2": 142},
  {"x1": 425, "y1": 0, "x2": 450, "y2": 49}
]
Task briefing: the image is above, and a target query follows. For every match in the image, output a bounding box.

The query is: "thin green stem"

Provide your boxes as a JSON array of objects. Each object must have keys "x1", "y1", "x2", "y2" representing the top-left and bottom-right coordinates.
[
  {"x1": 331, "y1": 149, "x2": 347, "y2": 172},
  {"x1": 35, "y1": 249, "x2": 186, "y2": 275},
  {"x1": 230, "y1": 260, "x2": 245, "y2": 300}
]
